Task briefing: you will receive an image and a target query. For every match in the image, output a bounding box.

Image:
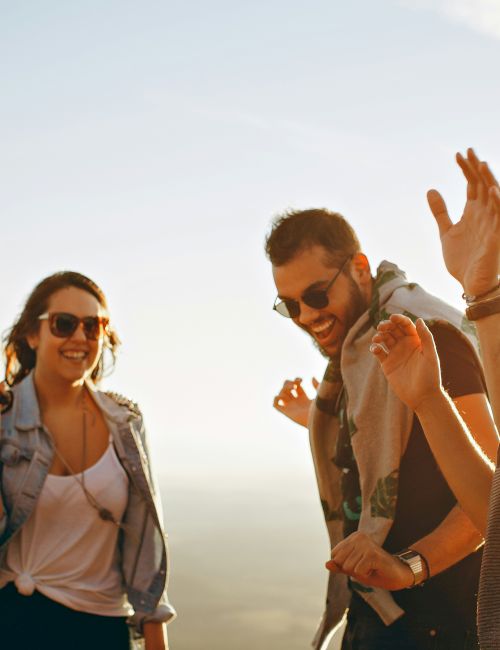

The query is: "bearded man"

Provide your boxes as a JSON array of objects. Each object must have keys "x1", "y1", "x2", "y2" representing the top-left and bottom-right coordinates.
[{"x1": 266, "y1": 208, "x2": 497, "y2": 650}]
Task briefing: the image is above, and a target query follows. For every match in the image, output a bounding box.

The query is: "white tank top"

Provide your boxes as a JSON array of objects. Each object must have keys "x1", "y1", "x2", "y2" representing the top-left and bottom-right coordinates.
[{"x1": 0, "y1": 442, "x2": 132, "y2": 617}]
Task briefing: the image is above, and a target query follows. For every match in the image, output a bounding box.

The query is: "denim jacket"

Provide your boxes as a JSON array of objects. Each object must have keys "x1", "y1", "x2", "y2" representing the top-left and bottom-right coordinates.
[{"x1": 0, "y1": 373, "x2": 176, "y2": 633}]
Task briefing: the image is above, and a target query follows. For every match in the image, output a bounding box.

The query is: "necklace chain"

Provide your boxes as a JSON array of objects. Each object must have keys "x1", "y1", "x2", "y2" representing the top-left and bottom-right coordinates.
[{"x1": 48, "y1": 390, "x2": 120, "y2": 527}]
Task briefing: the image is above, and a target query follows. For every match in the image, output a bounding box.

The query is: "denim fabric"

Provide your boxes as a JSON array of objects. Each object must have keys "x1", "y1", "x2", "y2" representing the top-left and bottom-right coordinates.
[
  {"x1": 341, "y1": 595, "x2": 478, "y2": 650},
  {"x1": 0, "y1": 373, "x2": 175, "y2": 632}
]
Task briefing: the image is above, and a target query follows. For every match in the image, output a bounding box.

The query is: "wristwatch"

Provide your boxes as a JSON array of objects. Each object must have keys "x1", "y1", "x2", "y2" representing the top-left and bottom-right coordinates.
[{"x1": 394, "y1": 549, "x2": 428, "y2": 588}]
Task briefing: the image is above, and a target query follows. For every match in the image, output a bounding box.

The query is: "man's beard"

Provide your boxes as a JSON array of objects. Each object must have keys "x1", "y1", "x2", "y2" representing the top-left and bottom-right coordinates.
[{"x1": 311, "y1": 276, "x2": 368, "y2": 359}]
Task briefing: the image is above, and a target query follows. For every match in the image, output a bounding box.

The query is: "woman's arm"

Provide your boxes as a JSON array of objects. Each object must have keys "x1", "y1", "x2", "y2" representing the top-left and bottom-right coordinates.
[
  {"x1": 144, "y1": 622, "x2": 169, "y2": 650},
  {"x1": 371, "y1": 315, "x2": 495, "y2": 534}
]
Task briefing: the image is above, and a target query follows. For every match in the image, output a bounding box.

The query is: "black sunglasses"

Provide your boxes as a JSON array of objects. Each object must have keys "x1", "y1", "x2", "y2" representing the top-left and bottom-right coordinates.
[
  {"x1": 273, "y1": 256, "x2": 351, "y2": 318},
  {"x1": 39, "y1": 312, "x2": 109, "y2": 341}
]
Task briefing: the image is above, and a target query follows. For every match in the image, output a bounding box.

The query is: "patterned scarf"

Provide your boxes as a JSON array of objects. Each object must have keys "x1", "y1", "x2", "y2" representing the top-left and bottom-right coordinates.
[{"x1": 310, "y1": 261, "x2": 481, "y2": 650}]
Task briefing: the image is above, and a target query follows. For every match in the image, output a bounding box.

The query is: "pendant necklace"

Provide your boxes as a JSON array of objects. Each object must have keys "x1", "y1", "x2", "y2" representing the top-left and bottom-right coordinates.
[{"x1": 49, "y1": 390, "x2": 120, "y2": 527}]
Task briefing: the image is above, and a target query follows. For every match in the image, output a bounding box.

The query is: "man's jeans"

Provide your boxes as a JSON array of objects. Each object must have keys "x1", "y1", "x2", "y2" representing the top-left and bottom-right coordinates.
[{"x1": 341, "y1": 595, "x2": 478, "y2": 650}]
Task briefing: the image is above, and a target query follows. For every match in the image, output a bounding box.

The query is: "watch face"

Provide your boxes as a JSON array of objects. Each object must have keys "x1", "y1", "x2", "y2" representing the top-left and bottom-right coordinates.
[{"x1": 399, "y1": 550, "x2": 419, "y2": 561}]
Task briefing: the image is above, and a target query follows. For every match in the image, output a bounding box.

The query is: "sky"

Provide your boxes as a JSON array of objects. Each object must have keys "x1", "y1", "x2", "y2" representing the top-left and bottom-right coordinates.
[{"x1": 1, "y1": 1, "x2": 499, "y2": 648}]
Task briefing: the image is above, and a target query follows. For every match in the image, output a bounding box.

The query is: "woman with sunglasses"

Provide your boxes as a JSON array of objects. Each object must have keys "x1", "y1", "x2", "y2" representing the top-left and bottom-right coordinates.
[{"x1": 0, "y1": 271, "x2": 175, "y2": 650}]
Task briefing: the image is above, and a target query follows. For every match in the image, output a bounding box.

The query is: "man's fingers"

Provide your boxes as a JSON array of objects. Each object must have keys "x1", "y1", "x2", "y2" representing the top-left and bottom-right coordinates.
[
  {"x1": 467, "y1": 148, "x2": 482, "y2": 173},
  {"x1": 312, "y1": 377, "x2": 320, "y2": 390},
  {"x1": 273, "y1": 395, "x2": 288, "y2": 409},
  {"x1": 325, "y1": 560, "x2": 341, "y2": 572},
  {"x1": 354, "y1": 557, "x2": 376, "y2": 579},
  {"x1": 293, "y1": 378, "x2": 306, "y2": 397},
  {"x1": 466, "y1": 150, "x2": 492, "y2": 203},
  {"x1": 330, "y1": 540, "x2": 353, "y2": 566},
  {"x1": 479, "y1": 161, "x2": 499, "y2": 190},
  {"x1": 280, "y1": 379, "x2": 304, "y2": 398},
  {"x1": 331, "y1": 543, "x2": 362, "y2": 574},
  {"x1": 456, "y1": 153, "x2": 478, "y2": 201},
  {"x1": 466, "y1": 148, "x2": 496, "y2": 186},
  {"x1": 427, "y1": 189, "x2": 452, "y2": 236},
  {"x1": 342, "y1": 551, "x2": 365, "y2": 575},
  {"x1": 490, "y1": 185, "x2": 500, "y2": 216}
]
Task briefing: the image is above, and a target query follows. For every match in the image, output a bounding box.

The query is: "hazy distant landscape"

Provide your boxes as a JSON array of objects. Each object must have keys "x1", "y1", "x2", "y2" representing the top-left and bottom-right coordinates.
[{"x1": 161, "y1": 478, "x2": 343, "y2": 650}]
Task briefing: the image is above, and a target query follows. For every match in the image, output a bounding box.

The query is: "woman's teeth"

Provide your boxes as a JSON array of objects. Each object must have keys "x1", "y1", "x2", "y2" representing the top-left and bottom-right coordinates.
[{"x1": 61, "y1": 351, "x2": 87, "y2": 360}]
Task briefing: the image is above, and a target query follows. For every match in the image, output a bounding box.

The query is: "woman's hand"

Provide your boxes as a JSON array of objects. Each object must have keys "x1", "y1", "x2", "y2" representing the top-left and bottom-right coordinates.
[
  {"x1": 273, "y1": 377, "x2": 319, "y2": 427},
  {"x1": 370, "y1": 315, "x2": 442, "y2": 412},
  {"x1": 427, "y1": 148, "x2": 500, "y2": 296},
  {"x1": 326, "y1": 531, "x2": 414, "y2": 591}
]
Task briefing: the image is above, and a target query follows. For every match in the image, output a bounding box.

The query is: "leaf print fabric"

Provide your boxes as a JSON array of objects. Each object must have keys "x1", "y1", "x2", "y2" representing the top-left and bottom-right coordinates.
[{"x1": 370, "y1": 470, "x2": 399, "y2": 520}]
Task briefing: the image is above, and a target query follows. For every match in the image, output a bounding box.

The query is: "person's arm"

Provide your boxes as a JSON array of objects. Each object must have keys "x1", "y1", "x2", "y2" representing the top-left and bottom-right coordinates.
[
  {"x1": 144, "y1": 622, "x2": 169, "y2": 650},
  {"x1": 327, "y1": 392, "x2": 488, "y2": 590},
  {"x1": 475, "y1": 311, "x2": 500, "y2": 426},
  {"x1": 371, "y1": 314, "x2": 495, "y2": 534},
  {"x1": 427, "y1": 147, "x2": 500, "y2": 424},
  {"x1": 415, "y1": 389, "x2": 494, "y2": 535},
  {"x1": 327, "y1": 319, "x2": 496, "y2": 583},
  {"x1": 130, "y1": 413, "x2": 176, "y2": 640},
  {"x1": 327, "y1": 508, "x2": 483, "y2": 590}
]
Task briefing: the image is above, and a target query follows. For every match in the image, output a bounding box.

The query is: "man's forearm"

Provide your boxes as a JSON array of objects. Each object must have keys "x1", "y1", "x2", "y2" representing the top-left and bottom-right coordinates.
[
  {"x1": 410, "y1": 505, "x2": 483, "y2": 576},
  {"x1": 476, "y1": 312, "x2": 500, "y2": 428},
  {"x1": 415, "y1": 390, "x2": 494, "y2": 534}
]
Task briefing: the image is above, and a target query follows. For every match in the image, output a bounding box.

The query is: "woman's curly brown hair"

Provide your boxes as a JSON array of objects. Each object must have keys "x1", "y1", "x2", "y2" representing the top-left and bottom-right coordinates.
[{"x1": 3, "y1": 271, "x2": 120, "y2": 386}]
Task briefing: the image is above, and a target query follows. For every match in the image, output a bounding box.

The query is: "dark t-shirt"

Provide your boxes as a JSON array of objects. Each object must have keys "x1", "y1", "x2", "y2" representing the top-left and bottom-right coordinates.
[{"x1": 334, "y1": 323, "x2": 486, "y2": 629}]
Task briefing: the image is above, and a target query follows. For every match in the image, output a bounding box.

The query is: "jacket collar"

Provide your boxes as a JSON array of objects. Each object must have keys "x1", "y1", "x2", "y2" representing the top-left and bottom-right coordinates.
[
  {"x1": 12, "y1": 372, "x2": 42, "y2": 431},
  {"x1": 86, "y1": 385, "x2": 133, "y2": 425}
]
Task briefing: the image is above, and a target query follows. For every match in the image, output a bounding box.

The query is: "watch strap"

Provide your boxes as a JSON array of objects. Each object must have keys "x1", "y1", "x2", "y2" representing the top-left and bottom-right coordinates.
[
  {"x1": 395, "y1": 549, "x2": 428, "y2": 588},
  {"x1": 466, "y1": 295, "x2": 500, "y2": 321}
]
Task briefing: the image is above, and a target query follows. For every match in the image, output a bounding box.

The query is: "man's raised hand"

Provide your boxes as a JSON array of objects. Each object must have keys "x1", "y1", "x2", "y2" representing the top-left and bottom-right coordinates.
[
  {"x1": 273, "y1": 377, "x2": 319, "y2": 427},
  {"x1": 427, "y1": 148, "x2": 500, "y2": 297}
]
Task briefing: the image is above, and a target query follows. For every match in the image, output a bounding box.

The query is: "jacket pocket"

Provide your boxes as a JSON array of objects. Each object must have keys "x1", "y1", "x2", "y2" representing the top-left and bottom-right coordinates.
[{"x1": 1, "y1": 441, "x2": 34, "y2": 466}]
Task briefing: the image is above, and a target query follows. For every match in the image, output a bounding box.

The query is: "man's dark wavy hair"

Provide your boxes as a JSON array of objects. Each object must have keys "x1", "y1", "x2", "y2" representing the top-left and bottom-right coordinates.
[
  {"x1": 265, "y1": 208, "x2": 361, "y2": 267},
  {"x1": 3, "y1": 271, "x2": 120, "y2": 386}
]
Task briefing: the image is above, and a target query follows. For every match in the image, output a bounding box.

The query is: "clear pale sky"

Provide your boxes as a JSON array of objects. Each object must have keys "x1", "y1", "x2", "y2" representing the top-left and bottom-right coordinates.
[{"x1": 1, "y1": 2, "x2": 499, "y2": 647}]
